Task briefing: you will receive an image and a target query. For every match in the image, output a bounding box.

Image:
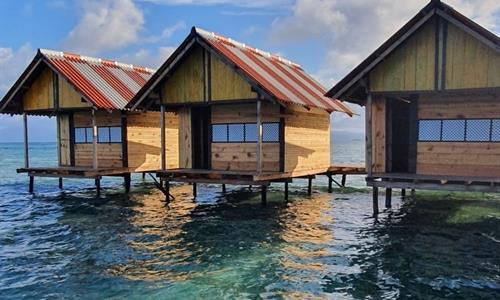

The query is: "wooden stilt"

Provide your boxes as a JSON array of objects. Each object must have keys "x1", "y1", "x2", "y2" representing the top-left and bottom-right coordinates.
[
  {"x1": 385, "y1": 188, "x2": 392, "y2": 208},
  {"x1": 222, "y1": 184, "x2": 226, "y2": 194},
  {"x1": 29, "y1": 176, "x2": 34, "y2": 193},
  {"x1": 165, "y1": 180, "x2": 170, "y2": 202},
  {"x1": 95, "y1": 178, "x2": 101, "y2": 197},
  {"x1": 284, "y1": 181, "x2": 289, "y2": 201},
  {"x1": 401, "y1": 188, "x2": 406, "y2": 198},
  {"x1": 411, "y1": 189, "x2": 416, "y2": 198},
  {"x1": 261, "y1": 185, "x2": 267, "y2": 206},
  {"x1": 193, "y1": 183, "x2": 197, "y2": 198},
  {"x1": 307, "y1": 176, "x2": 312, "y2": 195},
  {"x1": 248, "y1": 185, "x2": 252, "y2": 191},
  {"x1": 341, "y1": 174, "x2": 347, "y2": 187},
  {"x1": 328, "y1": 175, "x2": 333, "y2": 193},
  {"x1": 124, "y1": 173, "x2": 131, "y2": 193},
  {"x1": 58, "y1": 177, "x2": 63, "y2": 189},
  {"x1": 142, "y1": 173, "x2": 146, "y2": 180},
  {"x1": 372, "y1": 187, "x2": 379, "y2": 216}
]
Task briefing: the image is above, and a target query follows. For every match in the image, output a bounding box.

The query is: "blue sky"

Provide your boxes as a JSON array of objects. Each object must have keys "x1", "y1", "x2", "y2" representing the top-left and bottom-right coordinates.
[{"x1": 0, "y1": 0, "x2": 498, "y2": 142}]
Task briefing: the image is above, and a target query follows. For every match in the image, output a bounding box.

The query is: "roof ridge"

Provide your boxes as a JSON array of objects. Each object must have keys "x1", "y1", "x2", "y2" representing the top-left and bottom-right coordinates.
[
  {"x1": 194, "y1": 27, "x2": 302, "y2": 69},
  {"x1": 38, "y1": 48, "x2": 157, "y2": 74}
]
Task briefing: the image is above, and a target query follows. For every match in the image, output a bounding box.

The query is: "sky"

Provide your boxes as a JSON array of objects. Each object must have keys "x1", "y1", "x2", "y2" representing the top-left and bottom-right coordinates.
[{"x1": 0, "y1": 0, "x2": 498, "y2": 142}]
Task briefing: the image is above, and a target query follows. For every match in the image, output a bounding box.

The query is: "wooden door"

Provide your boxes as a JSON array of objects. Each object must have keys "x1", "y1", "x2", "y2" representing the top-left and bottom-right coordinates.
[{"x1": 58, "y1": 114, "x2": 71, "y2": 166}]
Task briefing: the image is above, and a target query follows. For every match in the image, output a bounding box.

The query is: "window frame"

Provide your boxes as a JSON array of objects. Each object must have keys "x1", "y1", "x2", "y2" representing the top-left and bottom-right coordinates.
[
  {"x1": 211, "y1": 122, "x2": 281, "y2": 143},
  {"x1": 418, "y1": 118, "x2": 500, "y2": 143},
  {"x1": 97, "y1": 126, "x2": 123, "y2": 144},
  {"x1": 74, "y1": 127, "x2": 93, "y2": 144}
]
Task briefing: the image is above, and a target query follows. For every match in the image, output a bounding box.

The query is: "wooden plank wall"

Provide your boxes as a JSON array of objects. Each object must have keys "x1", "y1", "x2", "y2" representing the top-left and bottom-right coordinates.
[
  {"x1": 284, "y1": 105, "x2": 330, "y2": 173},
  {"x1": 58, "y1": 76, "x2": 90, "y2": 108},
  {"x1": 370, "y1": 20, "x2": 435, "y2": 92},
  {"x1": 210, "y1": 56, "x2": 256, "y2": 101},
  {"x1": 445, "y1": 23, "x2": 500, "y2": 89},
  {"x1": 73, "y1": 111, "x2": 123, "y2": 168},
  {"x1": 417, "y1": 93, "x2": 500, "y2": 177},
  {"x1": 178, "y1": 107, "x2": 192, "y2": 168},
  {"x1": 161, "y1": 46, "x2": 205, "y2": 104},
  {"x1": 211, "y1": 103, "x2": 280, "y2": 171},
  {"x1": 127, "y1": 111, "x2": 179, "y2": 172},
  {"x1": 22, "y1": 67, "x2": 54, "y2": 111},
  {"x1": 58, "y1": 114, "x2": 71, "y2": 166},
  {"x1": 371, "y1": 98, "x2": 386, "y2": 173}
]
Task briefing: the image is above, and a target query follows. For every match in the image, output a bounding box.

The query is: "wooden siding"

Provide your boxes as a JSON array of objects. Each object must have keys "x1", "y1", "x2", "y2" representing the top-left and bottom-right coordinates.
[
  {"x1": 212, "y1": 143, "x2": 279, "y2": 171},
  {"x1": 211, "y1": 102, "x2": 280, "y2": 123},
  {"x1": 419, "y1": 93, "x2": 500, "y2": 119},
  {"x1": 284, "y1": 105, "x2": 330, "y2": 173},
  {"x1": 73, "y1": 111, "x2": 122, "y2": 168},
  {"x1": 178, "y1": 108, "x2": 192, "y2": 168},
  {"x1": 370, "y1": 20, "x2": 436, "y2": 92},
  {"x1": 445, "y1": 23, "x2": 500, "y2": 89},
  {"x1": 161, "y1": 46, "x2": 205, "y2": 104},
  {"x1": 58, "y1": 114, "x2": 71, "y2": 166},
  {"x1": 371, "y1": 98, "x2": 386, "y2": 173},
  {"x1": 210, "y1": 55, "x2": 256, "y2": 101},
  {"x1": 127, "y1": 111, "x2": 179, "y2": 172},
  {"x1": 22, "y1": 67, "x2": 54, "y2": 111},
  {"x1": 58, "y1": 76, "x2": 90, "y2": 108}
]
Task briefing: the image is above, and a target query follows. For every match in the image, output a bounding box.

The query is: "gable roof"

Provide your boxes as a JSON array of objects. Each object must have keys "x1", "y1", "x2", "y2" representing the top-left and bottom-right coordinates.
[
  {"x1": 0, "y1": 49, "x2": 155, "y2": 113},
  {"x1": 129, "y1": 27, "x2": 353, "y2": 116},
  {"x1": 325, "y1": 0, "x2": 500, "y2": 102}
]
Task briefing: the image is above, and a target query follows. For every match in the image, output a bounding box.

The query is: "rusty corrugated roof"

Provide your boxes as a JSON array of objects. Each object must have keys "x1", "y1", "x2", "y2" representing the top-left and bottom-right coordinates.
[
  {"x1": 40, "y1": 49, "x2": 155, "y2": 109},
  {"x1": 195, "y1": 28, "x2": 353, "y2": 115}
]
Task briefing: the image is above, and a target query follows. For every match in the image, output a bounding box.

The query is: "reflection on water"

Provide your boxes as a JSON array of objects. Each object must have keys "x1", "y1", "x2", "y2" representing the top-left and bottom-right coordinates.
[{"x1": 0, "y1": 178, "x2": 499, "y2": 299}]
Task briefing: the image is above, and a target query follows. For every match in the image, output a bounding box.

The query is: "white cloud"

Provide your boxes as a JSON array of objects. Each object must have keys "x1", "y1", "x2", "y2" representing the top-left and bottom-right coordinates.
[
  {"x1": 119, "y1": 46, "x2": 176, "y2": 68},
  {"x1": 144, "y1": 21, "x2": 186, "y2": 43},
  {"x1": 139, "y1": 0, "x2": 293, "y2": 8},
  {"x1": 0, "y1": 44, "x2": 34, "y2": 97},
  {"x1": 63, "y1": 0, "x2": 144, "y2": 55}
]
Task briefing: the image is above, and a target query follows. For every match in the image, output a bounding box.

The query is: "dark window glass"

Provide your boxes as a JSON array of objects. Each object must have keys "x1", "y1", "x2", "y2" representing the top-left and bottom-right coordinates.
[
  {"x1": 86, "y1": 128, "x2": 94, "y2": 143},
  {"x1": 98, "y1": 127, "x2": 110, "y2": 143},
  {"x1": 75, "y1": 128, "x2": 86, "y2": 143},
  {"x1": 418, "y1": 120, "x2": 441, "y2": 141},
  {"x1": 110, "y1": 127, "x2": 122, "y2": 142},
  {"x1": 228, "y1": 124, "x2": 244, "y2": 142},
  {"x1": 212, "y1": 124, "x2": 227, "y2": 142},
  {"x1": 466, "y1": 120, "x2": 490, "y2": 142},
  {"x1": 263, "y1": 123, "x2": 279, "y2": 142},
  {"x1": 245, "y1": 124, "x2": 257, "y2": 142},
  {"x1": 442, "y1": 120, "x2": 465, "y2": 141},
  {"x1": 492, "y1": 120, "x2": 500, "y2": 142}
]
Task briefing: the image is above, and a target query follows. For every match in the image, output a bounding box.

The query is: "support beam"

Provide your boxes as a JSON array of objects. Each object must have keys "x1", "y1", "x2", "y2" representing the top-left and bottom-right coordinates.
[
  {"x1": 124, "y1": 173, "x2": 131, "y2": 193},
  {"x1": 193, "y1": 183, "x2": 197, "y2": 198},
  {"x1": 142, "y1": 172, "x2": 146, "y2": 180},
  {"x1": 261, "y1": 185, "x2": 267, "y2": 206},
  {"x1": 165, "y1": 180, "x2": 170, "y2": 202},
  {"x1": 256, "y1": 99, "x2": 262, "y2": 174},
  {"x1": 91, "y1": 109, "x2": 98, "y2": 169},
  {"x1": 307, "y1": 176, "x2": 313, "y2": 195},
  {"x1": 284, "y1": 181, "x2": 289, "y2": 201},
  {"x1": 160, "y1": 104, "x2": 166, "y2": 171},
  {"x1": 401, "y1": 188, "x2": 406, "y2": 198},
  {"x1": 222, "y1": 184, "x2": 226, "y2": 194},
  {"x1": 385, "y1": 188, "x2": 392, "y2": 208},
  {"x1": 366, "y1": 94, "x2": 373, "y2": 177},
  {"x1": 341, "y1": 174, "x2": 347, "y2": 187},
  {"x1": 95, "y1": 178, "x2": 101, "y2": 197},
  {"x1": 372, "y1": 186, "x2": 379, "y2": 216},
  {"x1": 23, "y1": 113, "x2": 29, "y2": 168},
  {"x1": 58, "y1": 178, "x2": 63, "y2": 190},
  {"x1": 29, "y1": 176, "x2": 34, "y2": 193},
  {"x1": 328, "y1": 175, "x2": 333, "y2": 193}
]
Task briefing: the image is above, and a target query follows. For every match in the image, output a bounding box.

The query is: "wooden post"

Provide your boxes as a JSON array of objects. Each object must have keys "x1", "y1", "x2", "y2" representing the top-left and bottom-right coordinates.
[
  {"x1": 56, "y1": 115, "x2": 61, "y2": 166},
  {"x1": 385, "y1": 188, "x2": 392, "y2": 208},
  {"x1": 366, "y1": 94, "x2": 373, "y2": 177},
  {"x1": 23, "y1": 113, "x2": 29, "y2": 168},
  {"x1": 256, "y1": 100, "x2": 262, "y2": 174},
  {"x1": 29, "y1": 176, "x2": 34, "y2": 193},
  {"x1": 124, "y1": 173, "x2": 131, "y2": 193},
  {"x1": 372, "y1": 187, "x2": 379, "y2": 216},
  {"x1": 165, "y1": 180, "x2": 170, "y2": 202},
  {"x1": 401, "y1": 188, "x2": 406, "y2": 198},
  {"x1": 95, "y1": 178, "x2": 101, "y2": 197},
  {"x1": 222, "y1": 184, "x2": 226, "y2": 194},
  {"x1": 284, "y1": 181, "x2": 289, "y2": 201},
  {"x1": 341, "y1": 174, "x2": 347, "y2": 187},
  {"x1": 193, "y1": 183, "x2": 197, "y2": 198},
  {"x1": 411, "y1": 189, "x2": 416, "y2": 198},
  {"x1": 248, "y1": 185, "x2": 252, "y2": 191},
  {"x1": 58, "y1": 178, "x2": 63, "y2": 189},
  {"x1": 142, "y1": 173, "x2": 146, "y2": 180},
  {"x1": 328, "y1": 175, "x2": 333, "y2": 193},
  {"x1": 261, "y1": 185, "x2": 267, "y2": 206},
  {"x1": 160, "y1": 104, "x2": 166, "y2": 171},
  {"x1": 307, "y1": 176, "x2": 312, "y2": 195},
  {"x1": 91, "y1": 109, "x2": 98, "y2": 169}
]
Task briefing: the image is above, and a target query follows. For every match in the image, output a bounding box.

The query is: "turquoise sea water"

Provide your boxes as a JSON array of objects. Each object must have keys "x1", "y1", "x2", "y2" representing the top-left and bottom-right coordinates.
[{"x1": 0, "y1": 142, "x2": 499, "y2": 299}]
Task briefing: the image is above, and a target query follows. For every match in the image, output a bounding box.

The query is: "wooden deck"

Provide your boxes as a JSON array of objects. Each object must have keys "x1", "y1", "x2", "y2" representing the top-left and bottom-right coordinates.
[{"x1": 17, "y1": 167, "x2": 132, "y2": 178}]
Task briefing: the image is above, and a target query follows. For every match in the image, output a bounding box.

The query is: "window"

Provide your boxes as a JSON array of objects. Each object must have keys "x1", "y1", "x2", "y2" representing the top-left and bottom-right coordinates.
[
  {"x1": 211, "y1": 122, "x2": 280, "y2": 143},
  {"x1": 98, "y1": 126, "x2": 122, "y2": 143},
  {"x1": 418, "y1": 119, "x2": 500, "y2": 143},
  {"x1": 98, "y1": 127, "x2": 110, "y2": 143},
  {"x1": 75, "y1": 127, "x2": 93, "y2": 143}
]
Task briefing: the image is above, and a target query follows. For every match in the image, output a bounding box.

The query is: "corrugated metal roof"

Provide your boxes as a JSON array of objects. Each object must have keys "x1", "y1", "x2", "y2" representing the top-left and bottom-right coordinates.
[
  {"x1": 194, "y1": 28, "x2": 353, "y2": 115},
  {"x1": 40, "y1": 49, "x2": 155, "y2": 109}
]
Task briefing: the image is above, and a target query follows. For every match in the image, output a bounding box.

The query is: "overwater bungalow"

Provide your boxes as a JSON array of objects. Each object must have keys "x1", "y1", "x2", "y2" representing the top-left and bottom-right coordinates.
[
  {"x1": 325, "y1": 0, "x2": 500, "y2": 214},
  {"x1": 127, "y1": 27, "x2": 360, "y2": 202},
  {"x1": 0, "y1": 49, "x2": 180, "y2": 195}
]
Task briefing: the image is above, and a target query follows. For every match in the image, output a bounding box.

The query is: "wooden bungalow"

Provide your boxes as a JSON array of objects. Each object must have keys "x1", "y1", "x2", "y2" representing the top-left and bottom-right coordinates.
[
  {"x1": 0, "y1": 49, "x2": 180, "y2": 195},
  {"x1": 325, "y1": 0, "x2": 500, "y2": 214},
  {"x1": 128, "y1": 27, "x2": 357, "y2": 202}
]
